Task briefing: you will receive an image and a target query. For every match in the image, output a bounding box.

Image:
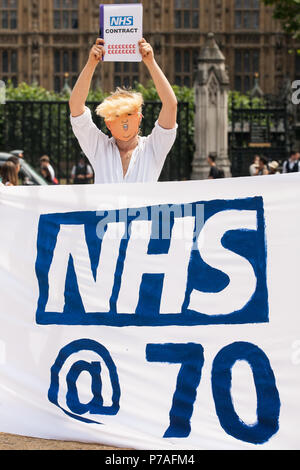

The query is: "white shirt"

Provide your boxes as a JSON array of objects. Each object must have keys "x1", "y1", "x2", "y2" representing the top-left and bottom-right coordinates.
[
  {"x1": 47, "y1": 163, "x2": 56, "y2": 181},
  {"x1": 70, "y1": 106, "x2": 178, "y2": 184},
  {"x1": 71, "y1": 163, "x2": 93, "y2": 177},
  {"x1": 249, "y1": 163, "x2": 258, "y2": 176}
]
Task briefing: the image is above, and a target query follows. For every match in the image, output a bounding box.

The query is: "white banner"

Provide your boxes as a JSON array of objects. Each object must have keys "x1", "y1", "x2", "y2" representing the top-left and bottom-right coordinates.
[{"x1": 0, "y1": 174, "x2": 300, "y2": 450}]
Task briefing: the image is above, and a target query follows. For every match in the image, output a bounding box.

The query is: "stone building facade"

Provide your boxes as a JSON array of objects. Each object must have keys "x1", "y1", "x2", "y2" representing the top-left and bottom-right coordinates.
[{"x1": 0, "y1": 0, "x2": 299, "y2": 94}]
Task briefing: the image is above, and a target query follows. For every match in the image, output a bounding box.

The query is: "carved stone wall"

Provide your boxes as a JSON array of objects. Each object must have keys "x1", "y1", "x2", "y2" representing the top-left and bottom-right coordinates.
[
  {"x1": 153, "y1": 1, "x2": 162, "y2": 32},
  {"x1": 1, "y1": 0, "x2": 299, "y2": 94},
  {"x1": 214, "y1": 0, "x2": 223, "y2": 32}
]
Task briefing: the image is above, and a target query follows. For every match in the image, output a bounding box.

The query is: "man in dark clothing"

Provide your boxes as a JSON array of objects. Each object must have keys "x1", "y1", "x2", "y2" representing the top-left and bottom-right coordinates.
[
  {"x1": 10, "y1": 149, "x2": 24, "y2": 159},
  {"x1": 282, "y1": 150, "x2": 300, "y2": 173},
  {"x1": 207, "y1": 154, "x2": 225, "y2": 179},
  {"x1": 71, "y1": 153, "x2": 94, "y2": 184}
]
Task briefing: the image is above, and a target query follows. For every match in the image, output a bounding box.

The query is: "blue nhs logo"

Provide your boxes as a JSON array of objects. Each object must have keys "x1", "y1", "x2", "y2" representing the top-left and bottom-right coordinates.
[
  {"x1": 35, "y1": 197, "x2": 268, "y2": 326},
  {"x1": 110, "y1": 16, "x2": 133, "y2": 26}
]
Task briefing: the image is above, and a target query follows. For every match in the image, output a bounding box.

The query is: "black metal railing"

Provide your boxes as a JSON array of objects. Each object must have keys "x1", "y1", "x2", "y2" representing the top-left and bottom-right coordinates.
[
  {"x1": 229, "y1": 95, "x2": 292, "y2": 176},
  {"x1": 0, "y1": 100, "x2": 194, "y2": 183}
]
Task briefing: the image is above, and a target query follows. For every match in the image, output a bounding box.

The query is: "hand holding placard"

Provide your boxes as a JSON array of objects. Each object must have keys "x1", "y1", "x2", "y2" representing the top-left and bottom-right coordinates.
[
  {"x1": 138, "y1": 38, "x2": 154, "y2": 66},
  {"x1": 87, "y1": 37, "x2": 155, "y2": 68},
  {"x1": 88, "y1": 38, "x2": 105, "y2": 66}
]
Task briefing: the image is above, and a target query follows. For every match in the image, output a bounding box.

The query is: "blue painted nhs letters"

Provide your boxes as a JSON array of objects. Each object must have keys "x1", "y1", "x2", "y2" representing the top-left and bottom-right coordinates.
[
  {"x1": 35, "y1": 197, "x2": 268, "y2": 326},
  {"x1": 110, "y1": 16, "x2": 133, "y2": 26}
]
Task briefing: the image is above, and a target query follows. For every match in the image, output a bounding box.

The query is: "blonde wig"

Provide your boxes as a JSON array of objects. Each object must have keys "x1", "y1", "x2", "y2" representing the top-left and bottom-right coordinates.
[{"x1": 96, "y1": 87, "x2": 144, "y2": 122}]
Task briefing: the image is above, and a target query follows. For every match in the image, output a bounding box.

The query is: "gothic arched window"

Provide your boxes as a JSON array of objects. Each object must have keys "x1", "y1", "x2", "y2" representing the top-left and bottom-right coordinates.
[
  {"x1": 234, "y1": 0, "x2": 260, "y2": 30},
  {"x1": 0, "y1": 0, "x2": 17, "y2": 29},
  {"x1": 234, "y1": 49, "x2": 260, "y2": 92},
  {"x1": 1, "y1": 49, "x2": 18, "y2": 86},
  {"x1": 174, "y1": 0, "x2": 199, "y2": 30},
  {"x1": 53, "y1": 49, "x2": 78, "y2": 92},
  {"x1": 53, "y1": 0, "x2": 78, "y2": 30}
]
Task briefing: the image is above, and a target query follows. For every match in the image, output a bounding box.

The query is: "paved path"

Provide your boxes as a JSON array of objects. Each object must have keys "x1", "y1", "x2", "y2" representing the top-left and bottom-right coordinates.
[{"x1": 0, "y1": 433, "x2": 125, "y2": 450}]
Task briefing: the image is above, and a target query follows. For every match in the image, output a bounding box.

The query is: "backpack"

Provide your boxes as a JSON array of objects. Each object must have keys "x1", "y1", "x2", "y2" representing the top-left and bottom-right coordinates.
[{"x1": 216, "y1": 168, "x2": 225, "y2": 178}]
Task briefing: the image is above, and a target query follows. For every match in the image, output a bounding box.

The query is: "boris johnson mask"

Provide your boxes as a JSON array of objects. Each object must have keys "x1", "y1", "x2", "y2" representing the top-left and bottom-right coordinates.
[{"x1": 105, "y1": 112, "x2": 142, "y2": 142}]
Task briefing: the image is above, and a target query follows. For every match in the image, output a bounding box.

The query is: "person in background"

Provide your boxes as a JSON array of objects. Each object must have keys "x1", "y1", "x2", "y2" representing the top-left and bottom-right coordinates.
[
  {"x1": 40, "y1": 163, "x2": 58, "y2": 185},
  {"x1": 268, "y1": 161, "x2": 280, "y2": 175},
  {"x1": 0, "y1": 161, "x2": 18, "y2": 186},
  {"x1": 282, "y1": 150, "x2": 300, "y2": 173},
  {"x1": 207, "y1": 153, "x2": 225, "y2": 179},
  {"x1": 253, "y1": 156, "x2": 269, "y2": 175},
  {"x1": 7, "y1": 155, "x2": 21, "y2": 176},
  {"x1": 10, "y1": 149, "x2": 24, "y2": 160},
  {"x1": 40, "y1": 155, "x2": 57, "y2": 184},
  {"x1": 249, "y1": 155, "x2": 260, "y2": 176},
  {"x1": 70, "y1": 152, "x2": 94, "y2": 184}
]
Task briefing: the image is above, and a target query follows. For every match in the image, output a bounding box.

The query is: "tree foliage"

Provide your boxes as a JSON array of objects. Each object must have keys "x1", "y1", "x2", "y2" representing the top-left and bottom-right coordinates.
[
  {"x1": 262, "y1": 0, "x2": 300, "y2": 38},
  {"x1": 5, "y1": 80, "x2": 62, "y2": 101}
]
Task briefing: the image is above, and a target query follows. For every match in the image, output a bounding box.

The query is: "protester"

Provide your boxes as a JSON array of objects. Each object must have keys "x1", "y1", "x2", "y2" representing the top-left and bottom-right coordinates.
[
  {"x1": 10, "y1": 149, "x2": 24, "y2": 159},
  {"x1": 268, "y1": 161, "x2": 280, "y2": 175},
  {"x1": 40, "y1": 163, "x2": 58, "y2": 185},
  {"x1": 282, "y1": 150, "x2": 300, "y2": 173},
  {"x1": 7, "y1": 155, "x2": 21, "y2": 176},
  {"x1": 70, "y1": 153, "x2": 94, "y2": 184},
  {"x1": 253, "y1": 156, "x2": 269, "y2": 175},
  {"x1": 40, "y1": 155, "x2": 57, "y2": 184},
  {"x1": 207, "y1": 154, "x2": 225, "y2": 179},
  {"x1": 69, "y1": 37, "x2": 177, "y2": 184},
  {"x1": 0, "y1": 161, "x2": 18, "y2": 186},
  {"x1": 7, "y1": 155, "x2": 22, "y2": 185},
  {"x1": 249, "y1": 155, "x2": 260, "y2": 176}
]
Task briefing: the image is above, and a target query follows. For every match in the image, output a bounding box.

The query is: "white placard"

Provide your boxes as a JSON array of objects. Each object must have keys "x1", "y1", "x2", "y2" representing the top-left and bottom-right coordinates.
[{"x1": 100, "y1": 3, "x2": 143, "y2": 62}]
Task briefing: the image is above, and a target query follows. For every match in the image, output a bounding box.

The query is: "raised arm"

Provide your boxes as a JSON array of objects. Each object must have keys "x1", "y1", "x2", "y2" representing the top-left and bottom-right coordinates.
[
  {"x1": 69, "y1": 38, "x2": 105, "y2": 117},
  {"x1": 139, "y1": 38, "x2": 177, "y2": 130}
]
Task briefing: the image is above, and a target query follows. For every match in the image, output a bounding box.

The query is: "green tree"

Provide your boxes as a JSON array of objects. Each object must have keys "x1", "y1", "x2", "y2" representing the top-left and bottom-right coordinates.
[
  {"x1": 228, "y1": 91, "x2": 265, "y2": 122},
  {"x1": 1, "y1": 81, "x2": 69, "y2": 169},
  {"x1": 262, "y1": 0, "x2": 300, "y2": 39},
  {"x1": 5, "y1": 80, "x2": 60, "y2": 101}
]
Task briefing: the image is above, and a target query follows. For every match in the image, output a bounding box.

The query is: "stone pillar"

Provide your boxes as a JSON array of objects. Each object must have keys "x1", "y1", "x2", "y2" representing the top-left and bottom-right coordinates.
[
  {"x1": 192, "y1": 32, "x2": 231, "y2": 180},
  {"x1": 30, "y1": 0, "x2": 41, "y2": 86}
]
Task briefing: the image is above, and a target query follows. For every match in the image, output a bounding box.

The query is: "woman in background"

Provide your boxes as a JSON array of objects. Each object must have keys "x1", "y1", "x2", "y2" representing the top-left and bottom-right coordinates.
[
  {"x1": 40, "y1": 163, "x2": 58, "y2": 185},
  {"x1": 0, "y1": 161, "x2": 18, "y2": 186},
  {"x1": 249, "y1": 155, "x2": 260, "y2": 176}
]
